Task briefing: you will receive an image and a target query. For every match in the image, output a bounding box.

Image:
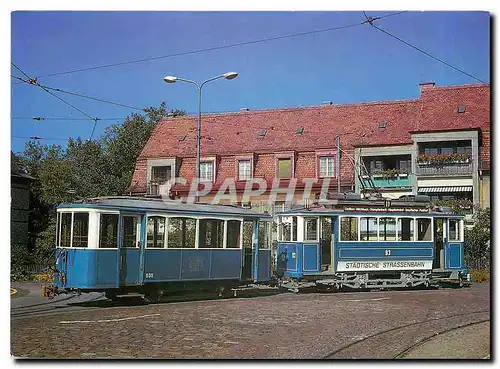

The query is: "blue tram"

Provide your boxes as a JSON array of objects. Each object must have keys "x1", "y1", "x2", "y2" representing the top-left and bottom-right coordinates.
[
  {"x1": 48, "y1": 197, "x2": 272, "y2": 300},
  {"x1": 276, "y1": 195, "x2": 470, "y2": 291}
]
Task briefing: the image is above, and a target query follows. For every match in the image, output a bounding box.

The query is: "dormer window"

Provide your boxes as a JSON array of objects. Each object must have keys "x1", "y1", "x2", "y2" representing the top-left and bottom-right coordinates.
[
  {"x1": 278, "y1": 158, "x2": 292, "y2": 178},
  {"x1": 238, "y1": 160, "x2": 252, "y2": 180},
  {"x1": 318, "y1": 156, "x2": 335, "y2": 178},
  {"x1": 199, "y1": 161, "x2": 214, "y2": 182}
]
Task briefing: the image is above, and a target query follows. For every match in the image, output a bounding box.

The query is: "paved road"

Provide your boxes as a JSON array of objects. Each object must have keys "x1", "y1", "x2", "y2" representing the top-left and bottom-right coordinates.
[{"x1": 11, "y1": 283, "x2": 490, "y2": 359}]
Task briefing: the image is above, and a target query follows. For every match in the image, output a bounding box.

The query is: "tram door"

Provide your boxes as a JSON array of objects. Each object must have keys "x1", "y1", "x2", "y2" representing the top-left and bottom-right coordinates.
[
  {"x1": 433, "y1": 218, "x2": 445, "y2": 269},
  {"x1": 241, "y1": 221, "x2": 253, "y2": 279},
  {"x1": 320, "y1": 217, "x2": 333, "y2": 272},
  {"x1": 119, "y1": 214, "x2": 143, "y2": 286}
]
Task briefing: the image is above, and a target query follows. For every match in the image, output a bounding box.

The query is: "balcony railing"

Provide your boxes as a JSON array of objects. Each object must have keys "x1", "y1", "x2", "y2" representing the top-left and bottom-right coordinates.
[
  {"x1": 360, "y1": 170, "x2": 412, "y2": 189},
  {"x1": 415, "y1": 160, "x2": 473, "y2": 176},
  {"x1": 147, "y1": 180, "x2": 171, "y2": 197}
]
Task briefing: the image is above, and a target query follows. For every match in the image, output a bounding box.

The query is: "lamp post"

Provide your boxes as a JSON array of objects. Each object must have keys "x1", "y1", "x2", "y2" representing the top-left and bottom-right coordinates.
[{"x1": 164, "y1": 72, "x2": 238, "y2": 203}]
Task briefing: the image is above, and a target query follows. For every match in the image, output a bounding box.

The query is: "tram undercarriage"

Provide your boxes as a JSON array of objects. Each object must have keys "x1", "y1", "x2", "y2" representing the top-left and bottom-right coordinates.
[{"x1": 279, "y1": 269, "x2": 470, "y2": 293}]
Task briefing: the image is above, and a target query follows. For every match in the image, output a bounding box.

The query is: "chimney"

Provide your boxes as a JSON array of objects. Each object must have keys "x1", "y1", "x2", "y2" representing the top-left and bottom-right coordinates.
[
  {"x1": 322, "y1": 101, "x2": 333, "y2": 106},
  {"x1": 419, "y1": 82, "x2": 436, "y2": 94},
  {"x1": 240, "y1": 107, "x2": 250, "y2": 112}
]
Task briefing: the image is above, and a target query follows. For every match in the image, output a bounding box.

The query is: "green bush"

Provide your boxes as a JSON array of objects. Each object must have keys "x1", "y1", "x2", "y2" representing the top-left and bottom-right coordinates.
[{"x1": 470, "y1": 268, "x2": 490, "y2": 283}]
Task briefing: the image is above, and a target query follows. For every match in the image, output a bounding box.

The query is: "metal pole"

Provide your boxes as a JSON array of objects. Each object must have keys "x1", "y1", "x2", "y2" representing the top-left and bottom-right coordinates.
[
  {"x1": 196, "y1": 85, "x2": 202, "y2": 203},
  {"x1": 337, "y1": 135, "x2": 341, "y2": 193}
]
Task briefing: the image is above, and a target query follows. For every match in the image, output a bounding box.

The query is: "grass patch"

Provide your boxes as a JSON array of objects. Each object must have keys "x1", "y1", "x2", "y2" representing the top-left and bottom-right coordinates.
[{"x1": 470, "y1": 268, "x2": 490, "y2": 283}]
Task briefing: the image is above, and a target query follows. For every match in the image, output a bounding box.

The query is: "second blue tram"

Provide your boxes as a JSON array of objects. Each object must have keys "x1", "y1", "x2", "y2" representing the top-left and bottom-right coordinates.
[
  {"x1": 50, "y1": 197, "x2": 272, "y2": 300},
  {"x1": 276, "y1": 197, "x2": 470, "y2": 291}
]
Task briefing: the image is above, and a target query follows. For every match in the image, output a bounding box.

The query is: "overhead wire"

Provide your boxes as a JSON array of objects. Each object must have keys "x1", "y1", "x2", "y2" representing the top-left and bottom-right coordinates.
[
  {"x1": 362, "y1": 12, "x2": 487, "y2": 84},
  {"x1": 11, "y1": 75, "x2": 144, "y2": 112},
  {"x1": 31, "y1": 11, "x2": 409, "y2": 80},
  {"x1": 11, "y1": 63, "x2": 101, "y2": 140}
]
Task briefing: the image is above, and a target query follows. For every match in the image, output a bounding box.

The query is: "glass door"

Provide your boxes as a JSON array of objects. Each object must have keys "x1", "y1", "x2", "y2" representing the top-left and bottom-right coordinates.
[{"x1": 119, "y1": 214, "x2": 142, "y2": 286}]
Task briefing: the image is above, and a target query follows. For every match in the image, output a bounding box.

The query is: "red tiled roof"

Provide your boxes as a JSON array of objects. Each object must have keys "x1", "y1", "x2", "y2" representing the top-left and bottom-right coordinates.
[{"x1": 139, "y1": 83, "x2": 490, "y2": 162}]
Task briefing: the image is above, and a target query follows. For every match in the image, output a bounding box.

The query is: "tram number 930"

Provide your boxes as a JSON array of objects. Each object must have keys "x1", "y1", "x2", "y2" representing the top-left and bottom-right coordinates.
[{"x1": 384, "y1": 249, "x2": 391, "y2": 256}]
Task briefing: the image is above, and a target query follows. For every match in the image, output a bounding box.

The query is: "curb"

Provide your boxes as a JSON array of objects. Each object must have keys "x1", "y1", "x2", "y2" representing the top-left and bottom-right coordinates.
[{"x1": 11, "y1": 288, "x2": 17, "y2": 296}]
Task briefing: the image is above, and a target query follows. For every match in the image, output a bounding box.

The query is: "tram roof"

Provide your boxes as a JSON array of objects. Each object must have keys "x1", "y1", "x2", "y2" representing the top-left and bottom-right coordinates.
[{"x1": 57, "y1": 196, "x2": 272, "y2": 219}]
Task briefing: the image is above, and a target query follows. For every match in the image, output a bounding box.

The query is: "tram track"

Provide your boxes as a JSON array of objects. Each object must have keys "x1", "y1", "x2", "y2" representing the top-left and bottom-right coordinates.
[
  {"x1": 11, "y1": 293, "x2": 106, "y2": 320},
  {"x1": 322, "y1": 310, "x2": 490, "y2": 359}
]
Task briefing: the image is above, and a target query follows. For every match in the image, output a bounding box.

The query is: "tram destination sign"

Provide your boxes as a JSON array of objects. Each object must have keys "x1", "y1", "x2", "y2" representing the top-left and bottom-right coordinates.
[
  {"x1": 337, "y1": 260, "x2": 433, "y2": 272},
  {"x1": 343, "y1": 207, "x2": 429, "y2": 213}
]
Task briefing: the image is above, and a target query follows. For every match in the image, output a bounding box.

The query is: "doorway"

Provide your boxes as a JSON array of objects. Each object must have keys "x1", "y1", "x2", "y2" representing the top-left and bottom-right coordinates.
[
  {"x1": 320, "y1": 217, "x2": 333, "y2": 272},
  {"x1": 241, "y1": 221, "x2": 253, "y2": 279},
  {"x1": 433, "y1": 218, "x2": 444, "y2": 270},
  {"x1": 119, "y1": 214, "x2": 142, "y2": 286}
]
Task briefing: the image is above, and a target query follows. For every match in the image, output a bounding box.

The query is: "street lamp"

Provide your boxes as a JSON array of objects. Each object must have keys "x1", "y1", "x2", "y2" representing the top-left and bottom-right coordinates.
[{"x1": 163, "y1": 72, "x2": 238, "y2": 203}]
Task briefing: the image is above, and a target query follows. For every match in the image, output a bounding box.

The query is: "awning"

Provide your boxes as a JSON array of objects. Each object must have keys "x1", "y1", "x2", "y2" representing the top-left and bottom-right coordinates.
[{"x1": 418, "y1": 186, "x2": 473, "y2": 193}]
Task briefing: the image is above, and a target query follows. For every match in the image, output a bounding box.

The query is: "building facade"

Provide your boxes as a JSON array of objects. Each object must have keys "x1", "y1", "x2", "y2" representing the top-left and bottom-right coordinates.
[
  {"x1": 128, "y1": 83, "x2": 490, "y2": 215},
  {"x1": 11, "y1": 152, "x2": 33, "y2": 257}
]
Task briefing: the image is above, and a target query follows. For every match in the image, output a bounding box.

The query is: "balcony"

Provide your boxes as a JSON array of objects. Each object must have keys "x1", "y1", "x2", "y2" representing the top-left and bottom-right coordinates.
[
  {"x1": 147, "y1": 180, "x2": 172, "y2": 197},
  {"x1": 415, "y1": 154, "x2": 473, "y2": 176},
  {"x1": 361, "y1": 171, "x2": 412, "y2": 189}
]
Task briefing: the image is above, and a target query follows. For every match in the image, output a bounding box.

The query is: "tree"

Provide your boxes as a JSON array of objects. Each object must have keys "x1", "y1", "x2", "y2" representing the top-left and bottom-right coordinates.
[
  {"x1": 464, "y1": 207, "x2": 490, "y2": 261},
  {"x1": 13, "y1": 102, "x2": 185, "y2": 274}
]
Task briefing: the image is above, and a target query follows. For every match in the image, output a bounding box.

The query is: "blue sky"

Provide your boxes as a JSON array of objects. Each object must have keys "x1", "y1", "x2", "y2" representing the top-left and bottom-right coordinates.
[{"x1": 11, "y1": 11, "x2": 490, "y2": 152}]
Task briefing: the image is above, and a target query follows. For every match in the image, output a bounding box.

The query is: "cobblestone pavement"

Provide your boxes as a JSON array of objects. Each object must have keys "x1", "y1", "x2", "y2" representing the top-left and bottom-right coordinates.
[{"x1": 11, "y1": 283, "x2": 490, "y2": 359}]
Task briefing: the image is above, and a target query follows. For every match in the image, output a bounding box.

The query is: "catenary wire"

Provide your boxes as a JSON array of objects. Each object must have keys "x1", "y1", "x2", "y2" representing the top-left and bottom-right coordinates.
[
  {"x1": 31, "y1": 11, "x2": 409, "y2": 79},
  {"x1": 12, "y1": 75, "x2": 144, "y2": 112},
  {"x1": 366, "y1": 21, "x2": 487, "y2": 83}
]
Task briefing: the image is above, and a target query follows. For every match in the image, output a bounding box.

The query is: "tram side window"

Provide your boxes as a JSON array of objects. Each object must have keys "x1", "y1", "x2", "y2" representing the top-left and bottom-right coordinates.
[
  {"x1": 60, "y1": 213, "x2": 72, "y2": 247},
  {"x1": 259, "y1": 221, "x2": 271, "y2": 249},
  {"x1": 226, "y1": 220, "x2": 241, "y2": 249},
  {"x1": 340, "y1": 217, "x2": 358, "y2": 241},
  {"x1": 320, "y1": 217, "x2": 332, "y2": 242},
  {"x1": 304, "y1": 217, "x2": 319, "y2": 241},
  {"x1": 397, "y1": 218, "x2": 414, "y2": 241},
  {"x1": 167, "y1": 217, "x2": 196, "y2": 248},
  {"x1": 72, "y1": 213, "x2": 89, "y2": 247},
  {"x1": 99, "y1": 214, "x2": 119, "y2": 248},
  {"x1": 242, "y1": 221, "x2": 253, "y2": 248},
  {"x1": 449, "y1": 219, "x2": 461, "y2": 241},
  {"x1": 147, "y1": 216, "x2": 166, "y2": 248},
  {"x1": 417, "y1": 218, "x2": 432, "y2": 241},
  {"x1": 122, "y1": 216, "x2": 138, "y2": 248},
  {"x1": 379, "y1": 217, "x2": 396, "y2": 241},
  {"x1": 199, "y1": 219, "x2": 224, "y2": 248},
  {"x1": 360, "y1": 217, "x2": 378, "y2": 241}
]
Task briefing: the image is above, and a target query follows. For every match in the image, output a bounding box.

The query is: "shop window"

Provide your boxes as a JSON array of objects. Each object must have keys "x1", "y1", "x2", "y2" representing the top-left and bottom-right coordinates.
[
  {"x1": 167, "y1": 217, "x2": 196, "y2": 248},
  {"x1": 99, "y1": 214, "x2": 119, "y2": 248}
]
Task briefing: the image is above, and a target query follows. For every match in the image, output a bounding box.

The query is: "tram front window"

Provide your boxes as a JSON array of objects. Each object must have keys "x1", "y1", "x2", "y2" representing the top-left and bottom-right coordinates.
[
  {"x1": 73, "y1": 213, "x2": 89, "y2": 248},
  {"x1": 59, "y1": 213, "x2": 72, "y2": 247}
]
